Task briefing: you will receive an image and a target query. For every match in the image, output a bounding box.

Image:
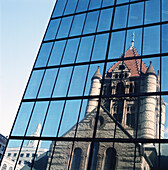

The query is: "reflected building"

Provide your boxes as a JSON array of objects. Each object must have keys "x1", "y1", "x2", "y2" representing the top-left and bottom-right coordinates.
[{"x1": 47, "y1": 43, "x2": 165, "y2": 170}]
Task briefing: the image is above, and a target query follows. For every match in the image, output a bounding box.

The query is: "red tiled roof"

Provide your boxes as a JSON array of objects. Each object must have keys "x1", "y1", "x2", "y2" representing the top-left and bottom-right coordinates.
[{"x1": 106, "y1": 47, "x2": 147, "y2": 77}]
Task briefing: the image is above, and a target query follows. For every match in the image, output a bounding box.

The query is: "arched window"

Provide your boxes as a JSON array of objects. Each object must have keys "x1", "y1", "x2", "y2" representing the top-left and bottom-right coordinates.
[
  {"x1": 129, "y1": 83, "x2": 133, "y2": 93},
  {"x1": 71, "y1": 148, "x2": 82, "y2": 170},
  {"x1": 90, "y1": 142, "x2": 99, "y2": 170},
  {"x1": 1, "y1": 164, "x2": 7, "y2": 170},
  {"x1": 104, "y1": 148, "x2": 116, "y2": 170},
  {"x1": 116, "y1": 82, "x2": 125, "y2": 94}
]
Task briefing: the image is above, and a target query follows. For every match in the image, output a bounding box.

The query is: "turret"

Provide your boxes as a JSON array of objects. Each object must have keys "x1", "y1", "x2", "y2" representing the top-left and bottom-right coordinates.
[
  {"x1": 85, "y1": 66, "x2": 102, "y2": 115},
  {"x1": 139, "y1": 61, "x2": 157, "y2": 139}
]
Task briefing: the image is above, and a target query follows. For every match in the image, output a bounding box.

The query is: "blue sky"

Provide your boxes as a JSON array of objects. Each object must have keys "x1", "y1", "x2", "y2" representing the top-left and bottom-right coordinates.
[{"x1": 0, "y1": 0, "x2": 55, "y2": 136}]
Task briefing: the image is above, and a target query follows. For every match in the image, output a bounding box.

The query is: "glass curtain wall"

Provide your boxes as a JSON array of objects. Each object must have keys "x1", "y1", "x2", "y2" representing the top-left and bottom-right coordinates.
[{"x1": 1, "y1": 0, "x2": 168, "y2": 169}]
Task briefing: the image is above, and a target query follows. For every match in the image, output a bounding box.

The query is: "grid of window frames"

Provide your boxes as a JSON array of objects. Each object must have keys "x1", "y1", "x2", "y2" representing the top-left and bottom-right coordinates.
[{"x1": 1, "y1": 0, "x2": 168, "y2": 169}]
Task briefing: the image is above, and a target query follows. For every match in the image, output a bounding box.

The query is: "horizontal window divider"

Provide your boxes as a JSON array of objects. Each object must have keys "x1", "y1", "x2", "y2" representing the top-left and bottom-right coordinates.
[
  {"x1": 42, "y1": 21, "x2": 168, "y2": 44},
  {"x1": 33, "y1": 52, "x2": 168, "y2": 71},
  {"x1": 9, "y1": 136, "x2": 168, "y2": 144},
  {"x1": 21, "y1": 91, "x2": 168, "y2": 102},
  {"x1": 51, "y1": 0, "x2": 149, "y2": 20}
]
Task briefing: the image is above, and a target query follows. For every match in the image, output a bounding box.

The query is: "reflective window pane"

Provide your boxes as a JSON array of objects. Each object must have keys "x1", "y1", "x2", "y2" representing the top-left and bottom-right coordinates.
[
  {"x1": 42, "y1": 101, "x2": 65, "y2": 137},
  {"x1": 62, "y1": 38, "x2": 80, "y2": 65},
  {"x1": 24, "y1": 70, "x2": 44, "y2": 99},
  {"x1": 44, "y1": 19, "x2": 61, "y2": 41},
  {"x1": 162, "y1": 0, "x2": 168, "y2": 21},
  {"x1": 97, "y1": 8, "x2": 113, "y2": 32},
  {"x1": 57, "y1": 16, "x2": 73, "y2": 39},
  {"x1": 162, "y1": 24, "x2": 168, "y2": 53},
  {"x1": 76, "y1": 0, "x2": 89, "y2": 12},
  {"x1": 83, "y1": 11, "x2": 99, "y2": 34},
  {"x1": 35, "y1": 43, "x2": 53, "y2": 68},
  {"x1": 70, "y1": 14, "x2": 86, "y2": 37},
  {"x1": 52, "y1": 67, "x2": 73, "y2": 97},
  {"x1": 52, "y1": 0, "x2": 67, "y2": 17},
  {"x1": 91, "y1": 34, "x2": 109, "y2": 61},
  {"x1": 89, "y1": 0, "x2": 102, "y2": 10},
  {"x1": 102, "y1": 0, "x2": 114, "y2": 7},
  {"x1": 38, "y1": 69, "x2": 58, "y2": 98},
  {"x1": 48, "y1": 40, "x2": 66, "y2": 66},
  {"x1": 64, "y1": 0, "x2": 78, "y2": 15}
]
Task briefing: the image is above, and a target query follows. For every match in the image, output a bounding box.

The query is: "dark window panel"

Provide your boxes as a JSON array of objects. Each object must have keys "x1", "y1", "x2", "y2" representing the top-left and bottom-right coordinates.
[
  {"x1": 26, "y1": 102, "x2": 49, "y2": 136},
  {"x1": 62, "y1": 38, "x2": 80, "y2": 65},
  {"x1": 162, "y1": 24, "x2": 168, "y2": 53},
  {"x1": 145, "y1": 0, "x2": 160, "y2": 24},
  {"x1": 38, "y1": 69, "x2": 58, "y2": 98},
  {"x1": 108, "y1": 31, "x2": 126, "y2": 59},
  {"x1": 91, "y1": 34, "x2": 109, "y2": 61},
  {"x1": 97, "y1": 8, "x2": 113, "y2": 32},
  {"x1": 57, "y1": 16, "x2": 73, "y2": 39},
  {"x1": 58, "y1": 100, "x2": 82, "y2": 137},
  {"x1": 162, "y1": 0, "x2": 168, "y2": 21},
  {"x1": 11, "y1": 102, "x2": 34, "y2": 136},
  {"x1": 83, "y1": 11, "x2": 99, "y2": 34},
  {"x1": 143, "y1": 26, "x2": 160, "y2": 55},
  {"x1": 84, "y1": 63, "x2": 104, "y2": 96},
  {"x1": 52, "y1": 67, "x2": 73, "y2": 97},
  {"x1": 76, "y1": 0, "x2": 90, "y2": 12},
  {"x1": 52, "y1": 0, "x2": 67, "y2": 18},
  {"x1": 35, "y1": 43, "x2": 53, "y2": 68},
  {"x1": 48, "y1": 40, "x2": 66, "y2": 66},
  {"x1": 70, "y1": 148, "x2": 82, "y2": 170},
  {"x1": 102, "y1": 0, "x2": 114, "y2": 7},
  {"x1": 41, "y1": 101, "x2": 65, "y2": 137},
  {"x1": 64, "y1": 0, "x2": 78, "y2": 15},
  {"x1": 70, "y1": 14, "x2": 86, "y2": 37},
  {"x1": 76, "y1": 36, "x2": 94, "y2": 63},
  {"x1": 44, "y1": 19, "x2": 61, "y2": 41},
  {"x1": 68, "y1": 65, "x2": 88, "y2": 97},
  {"x1": 24, "y1": 70, "x2": 44, "y2": 99},
  {"x1": 128, "y1": 2, "x2": 144, "y2": 27},
  {"x1": 113, "y1": 5, "x2": 128, "y2": 29},
  {"x1": 89, "y1": 0, "x2": 102, "y2": 10}
]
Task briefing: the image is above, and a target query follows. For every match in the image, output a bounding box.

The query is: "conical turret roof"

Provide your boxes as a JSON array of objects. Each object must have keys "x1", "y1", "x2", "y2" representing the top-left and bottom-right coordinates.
[
  {"x1": 92, "y1": 66, "x2": 102, "y2": 79},
  {"x1": 146, "y1": 61, "x2": 156, "y2": 74}
]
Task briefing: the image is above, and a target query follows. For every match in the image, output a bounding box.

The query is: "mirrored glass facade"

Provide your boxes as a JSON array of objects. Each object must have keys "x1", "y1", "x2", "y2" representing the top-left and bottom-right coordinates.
[{"x1": 1, "y1": 0, "x2": 168, "y2": 169}]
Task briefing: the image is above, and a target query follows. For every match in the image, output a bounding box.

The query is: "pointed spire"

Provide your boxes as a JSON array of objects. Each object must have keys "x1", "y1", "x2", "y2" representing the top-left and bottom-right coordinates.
[
  {"x1": 131, "y1": 32, "x2": 135, "y2": 48},
  {"x1": 92, "y1": 66, "x2": 102, "y2": 80},
  {"x1": 146, "y1": 61, "x2": 156, "y2": 74}
]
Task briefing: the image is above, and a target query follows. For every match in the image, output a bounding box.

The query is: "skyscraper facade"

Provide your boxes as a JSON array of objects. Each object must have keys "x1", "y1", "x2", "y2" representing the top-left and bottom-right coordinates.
[{"x1": 1, "y1": 0, "x2": 168, "y2": 169}]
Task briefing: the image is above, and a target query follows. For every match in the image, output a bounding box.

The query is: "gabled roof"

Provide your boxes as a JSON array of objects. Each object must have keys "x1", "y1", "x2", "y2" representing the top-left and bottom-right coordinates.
[{"x1": 106, "y1": 47, "x2": 147, "y2": 77}]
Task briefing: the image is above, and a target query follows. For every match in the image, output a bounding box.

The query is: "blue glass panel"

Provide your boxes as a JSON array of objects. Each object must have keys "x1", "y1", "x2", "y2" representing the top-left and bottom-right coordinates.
[
  {"x1": 42, "y1": 101, "x2": 65, "y2": 137},
  {"x1": 64, "y1": 0, "x2": 78, "y2": 15},
  {"x1": 35, "y1": 43, "x2": 53, "y2": 68},
  {"x1": 76, "y1": 0, "x2": 90, "y2": 12},
  {"x1": 128, "y1": 2, "x2": 143, "y2": 27},
  {"x1": 26, "y1": 102, "x2": 49, "y2": 136},
  {"x1": 38, "y1": 69, "x2": 58, "y2": 98},
  {"x1": 117, "y1": 0, "x2": 128, "y2": 4},
  {"x1": 162, "y1": 57, "x2": 168, "y2": 91},
  {"x1": 84, "y1": 63, "x2": 104, "y2": 96},
  {"x1": 91, "y1": 34, "x2": 109, "y2": 61},
  {"x1": 11, "y1": 102, "x2": 34, "y2": 136},
  {"x1": 76, "y1": 36, "x2": 94, "y2": 63},
  {"x1": 68, "y1": 65, "x2": 88, "y2": 96},
  {"x1": 24, "y1": 70, "x2": 44, "y2": 99},
  {"x1": 162, "y1": 24, "x2": 168, "y2": 53},
  {"x1": 145, "y1": 0, "x2": 160, "y2": 24},
  {"x1": 162, "y1": 0, "x2": 168, "y2": 21},
  {"x1": 57, "y1": 16, "x2": 73, "y2": 39},
  {"x1": 108, "y1": 31, "x2": 126, "y2": 59},
  {"x1": 44, "y1": 19, "x2": 61, "y2": 41},
  {"x1": 89, "y1": 0, "x2": 102, "y2": 10},
  {"x1": 143, "y1": 26, "x2": 160, "y2": 55},
  {"x1": 83, "y1": 11, "x2": 99, "y2": 34},
  {"x1": 58, "y1": 100, "x2": 81, "y2": 137},
  {"x1": 97, "y1": 8, "x2": 113, "y2": 32},
  {"x1": 70, "y1": 14, "x2": 86, "y2": 36},
  {"x1": 53, "y1": 67, "x2": 73, "y2": 97},
  {"x1": 102, "y1": 0, "x2": 114, "y2": 7},
  {"x1": 48, "y1": 40, "x2": 66, "y2": 66},
  {"x1": 113, "y1": 5, "x2": 128, "y2": 29},
  {"x1": 62, "y1": 38, "x2": 80, "y2": 65},
  {"x1": 52, "y1": 0, "x2": 67, "y2": 17}
]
